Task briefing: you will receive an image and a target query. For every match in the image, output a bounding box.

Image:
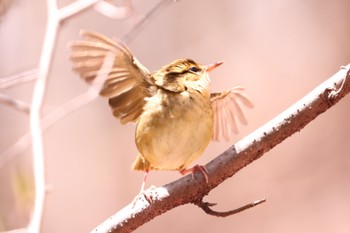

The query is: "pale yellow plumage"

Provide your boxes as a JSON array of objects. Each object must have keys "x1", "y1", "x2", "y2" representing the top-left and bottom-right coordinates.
[{"x1": 69, "y1": 30, "x2": 253, "y2": 175}]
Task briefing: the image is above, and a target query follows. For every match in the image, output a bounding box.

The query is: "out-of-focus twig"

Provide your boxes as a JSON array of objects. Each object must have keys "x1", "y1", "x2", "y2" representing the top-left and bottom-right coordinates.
[
  {"x1": 0, "y1": 69, "x2": 38, "y2": 89},
  {"x1": 0, "y1": 0, "x2": 11, "y2": 18},
  {"x1": 92, "y1": 64, "x2": 350, "y2": 233},
  {"x1": 0, "y1": 52, "x2": 115, "y2": 170},
  {"x1": 1, "y1": 228, "x2": 28, "y2": 233},
  {"x1": 121, "y1": 0, "x2": 175, "y2": 43},
  {"x1": 93, "y1": 0, "x2": 133, "y2": 19},
  {"x1": 58, "y1": 0, "x2": 132, "y2": 21},
  {"x1": 28, "y1": 0, "x2": 108, "y2": 232},
  {"x1": 28, "y1": 0, "x2": 59, "y2": 231},
  {"x1": 43, "y1": 52, "x2": 115, "y2": 128},
  {"x1": 58, "y1": 0, "x2": 100, "y2": 21},
  {"x1": 0, "y1": 93, "x2": 30, "y2": 113}
]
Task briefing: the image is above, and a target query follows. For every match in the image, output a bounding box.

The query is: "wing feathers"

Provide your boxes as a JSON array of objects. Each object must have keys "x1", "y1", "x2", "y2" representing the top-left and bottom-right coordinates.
[
  {"x1": 69, "y1": 30, "x2": 153, "y2": 124},
  {"x1": 211, "y1": 86, "x2": 253, "y2": 141}
]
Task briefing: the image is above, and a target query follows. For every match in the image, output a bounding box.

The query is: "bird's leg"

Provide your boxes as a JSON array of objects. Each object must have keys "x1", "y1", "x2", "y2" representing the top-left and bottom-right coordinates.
[
  {"x1": 180, "y1": 165, "x2": 209, "y2": 183},
  {"x1": 132, "y1": 170, "x2": 155, "y2": 207},
  {"x1": 139, "y1": 169, "x2": 149, "y2": 194}
]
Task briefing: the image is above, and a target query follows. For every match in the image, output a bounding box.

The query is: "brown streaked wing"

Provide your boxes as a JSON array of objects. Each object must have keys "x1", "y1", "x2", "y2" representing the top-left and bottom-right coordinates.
[
  {"x1": 210, "y1": 86, "x2": 254, "y2": 141},
  {"x1": 69, "y1": 30, "x2": 154, "y2": 124}
]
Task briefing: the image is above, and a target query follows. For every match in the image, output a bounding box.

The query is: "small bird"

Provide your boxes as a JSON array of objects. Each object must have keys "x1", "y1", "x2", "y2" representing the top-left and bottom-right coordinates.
[{"x1": 69, "y1": 30, "x2": 253, "y2": 193}]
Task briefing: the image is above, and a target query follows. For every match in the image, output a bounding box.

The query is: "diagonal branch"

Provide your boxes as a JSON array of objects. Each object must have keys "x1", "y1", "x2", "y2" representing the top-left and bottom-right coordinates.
[{"x1": 92, "y1": 64, "x2": 350, "y2": 233}]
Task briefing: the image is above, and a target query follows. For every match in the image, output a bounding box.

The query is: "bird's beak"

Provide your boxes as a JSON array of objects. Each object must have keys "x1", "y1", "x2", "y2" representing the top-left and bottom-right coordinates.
[{"x1": 205, "y1": 61, "x2": 224, "y2": 72}]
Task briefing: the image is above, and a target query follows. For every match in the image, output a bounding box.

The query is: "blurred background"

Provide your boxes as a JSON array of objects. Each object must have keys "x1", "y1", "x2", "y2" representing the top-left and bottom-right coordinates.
[{"x1": 1, "y1": 0, "x2": 350, "y2": 232}]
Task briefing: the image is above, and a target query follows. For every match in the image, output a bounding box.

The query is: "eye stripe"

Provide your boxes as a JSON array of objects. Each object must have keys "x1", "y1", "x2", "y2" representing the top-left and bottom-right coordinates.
[{"x1": 165, "y1": 71, "x2": 186, "y2": 79}]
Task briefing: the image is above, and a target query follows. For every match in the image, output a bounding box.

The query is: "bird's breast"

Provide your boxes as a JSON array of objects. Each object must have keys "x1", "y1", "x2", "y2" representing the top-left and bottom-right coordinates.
[{"x1": 135, "y1": 89, "x2": 213, "y2": 170}]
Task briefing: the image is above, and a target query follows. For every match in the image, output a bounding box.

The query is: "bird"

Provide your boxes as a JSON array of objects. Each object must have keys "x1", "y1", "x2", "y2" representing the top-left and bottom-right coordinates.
[{"x1": 68, "y1": 30, "x2": 253, "y2": 196}]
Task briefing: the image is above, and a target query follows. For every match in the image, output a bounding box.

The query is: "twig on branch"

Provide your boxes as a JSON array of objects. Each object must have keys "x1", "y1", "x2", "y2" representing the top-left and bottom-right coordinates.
[
  {"x1": 91, "y1": 64, "x2": 350, "y2": 233},
  {"x1": 193, "y1": 198, "x2": 266, "y2": 217}
]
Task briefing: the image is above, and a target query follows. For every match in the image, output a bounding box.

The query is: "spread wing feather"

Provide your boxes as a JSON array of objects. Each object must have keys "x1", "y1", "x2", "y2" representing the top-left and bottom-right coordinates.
[
  {"x1": 69, "y1": 30, "x2": 153, "y2": 124},
  {"x1": 211, "y1": 86, "x2": 254, "y2": 141}
]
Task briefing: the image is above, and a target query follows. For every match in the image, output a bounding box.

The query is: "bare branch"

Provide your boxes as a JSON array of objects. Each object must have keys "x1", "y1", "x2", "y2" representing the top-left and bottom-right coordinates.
[
  {"x1": 28, "y1": 0, "x2": 59, "y2": 231},
  {"x1": 91, "y1": 64, "x2": 350, "y2": 233}
]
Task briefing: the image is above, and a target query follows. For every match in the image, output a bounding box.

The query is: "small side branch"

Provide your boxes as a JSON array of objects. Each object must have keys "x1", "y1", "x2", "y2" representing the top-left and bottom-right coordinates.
[{"x1": 193, "y1": 198, "x2": 266, "y2": 217}]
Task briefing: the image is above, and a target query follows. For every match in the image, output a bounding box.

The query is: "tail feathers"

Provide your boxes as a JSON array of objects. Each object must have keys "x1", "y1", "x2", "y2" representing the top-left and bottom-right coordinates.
[{"x1": 131, "y1": 154, "x2": 151, "y2": 171}]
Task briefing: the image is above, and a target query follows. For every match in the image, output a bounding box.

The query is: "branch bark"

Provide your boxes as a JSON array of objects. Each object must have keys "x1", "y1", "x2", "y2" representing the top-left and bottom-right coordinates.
[{"x1": 92, "y1": 64, "x2": 350, "y2": 233}]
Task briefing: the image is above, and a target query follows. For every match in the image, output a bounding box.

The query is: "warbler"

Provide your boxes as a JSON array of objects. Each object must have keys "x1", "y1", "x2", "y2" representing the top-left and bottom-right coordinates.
[{"x1": 69, "y1": 30, "x2": 253, "y2": 189}]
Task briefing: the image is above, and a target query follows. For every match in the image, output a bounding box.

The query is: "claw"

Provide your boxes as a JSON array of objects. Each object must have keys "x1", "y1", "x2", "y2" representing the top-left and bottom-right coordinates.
[
  {"x1": 132, "y1": 170, "x2": 154, "y2": 208},
  {"x1": 180, "y1": 165, "x2": 209, "y2": 183},
  {"x1": 132, "y1": 185, "x2": 157, "y2": 208}
]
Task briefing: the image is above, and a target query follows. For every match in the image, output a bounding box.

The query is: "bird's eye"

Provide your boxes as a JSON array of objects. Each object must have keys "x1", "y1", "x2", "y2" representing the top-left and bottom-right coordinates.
[{"x1": 189, "y1": 67, "x2": 200, "y2": 73}]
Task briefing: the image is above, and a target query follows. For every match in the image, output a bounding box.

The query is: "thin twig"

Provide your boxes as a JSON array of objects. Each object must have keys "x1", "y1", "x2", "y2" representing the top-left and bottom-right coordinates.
[
  {"x1": 0, "y1": 93, "x2": 30, "y2": 113},
  {"x1": 121, "y1": 0, "x2": 175, "y2": 43},
  {"x1": 193, "y1": 198, "x2": 266, "y2": 217},
  {"x1": 91, "y1": 64, "x2": 350, "y2": 233},
  {"x1": 93, "y1": 0, "x2": 132, "y2": 19},
  {"x1": 43, "y1": 52, "x2": 115, "y2": 127},
  {"x1": 58, "y1": 0, "x2": 100, "y2": 21},
  {"x1": 0, "y1": 69, "x2": 38, "y2": 89}
]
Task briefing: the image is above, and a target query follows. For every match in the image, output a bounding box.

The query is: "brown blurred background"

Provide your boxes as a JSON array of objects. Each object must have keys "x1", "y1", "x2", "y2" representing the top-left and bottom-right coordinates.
[{"x1": 1, "y1": 0, "x2": 350, "y2": 232}]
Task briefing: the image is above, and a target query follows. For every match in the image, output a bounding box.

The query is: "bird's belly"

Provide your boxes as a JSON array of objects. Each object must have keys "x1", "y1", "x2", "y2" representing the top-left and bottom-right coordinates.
[{"x1": 135, "y1": 92, "x2": 213, "y2": 170}]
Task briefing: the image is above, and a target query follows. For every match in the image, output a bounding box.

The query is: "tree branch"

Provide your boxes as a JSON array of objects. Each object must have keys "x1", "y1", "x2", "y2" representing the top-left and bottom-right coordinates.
[{"x1": 91, "y1": 64, "x2": 350, "y2": 233}]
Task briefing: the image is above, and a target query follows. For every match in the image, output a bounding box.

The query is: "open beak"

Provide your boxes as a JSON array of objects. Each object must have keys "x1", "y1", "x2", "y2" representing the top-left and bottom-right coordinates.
[{"x1": 205, "y1": 61, "x2": 224, "y2": 72}]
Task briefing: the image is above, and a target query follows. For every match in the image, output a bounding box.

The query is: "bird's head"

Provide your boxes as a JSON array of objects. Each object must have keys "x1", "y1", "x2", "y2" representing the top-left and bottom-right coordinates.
[{"x1": 153, "y1": 59, "x2": 223, "y2": 93}]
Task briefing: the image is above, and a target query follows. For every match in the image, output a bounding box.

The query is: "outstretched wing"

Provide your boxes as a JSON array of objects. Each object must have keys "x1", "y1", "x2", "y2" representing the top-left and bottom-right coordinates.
[
  {"x1": 211, "y1": 86, "x2": 254, "y2": 141},
  {"x1": 69, "y1": 30, "x2": 154, "y2": 124}
]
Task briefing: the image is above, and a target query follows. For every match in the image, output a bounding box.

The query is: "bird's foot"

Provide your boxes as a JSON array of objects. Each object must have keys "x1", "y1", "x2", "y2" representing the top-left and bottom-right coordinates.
[
  {"x1": 132, "y1": 185, "x2": 157, "y2": 208},
  {"x1": 180, "y1": 165, "x2": 209, "y2": 183}
]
